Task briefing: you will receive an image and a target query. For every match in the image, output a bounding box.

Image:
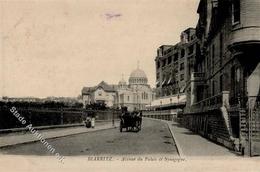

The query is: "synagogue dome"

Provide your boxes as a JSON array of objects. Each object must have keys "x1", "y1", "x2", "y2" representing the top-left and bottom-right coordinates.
[{"x1": 129, "y1": 68, "x2": 148, "y2": 85}]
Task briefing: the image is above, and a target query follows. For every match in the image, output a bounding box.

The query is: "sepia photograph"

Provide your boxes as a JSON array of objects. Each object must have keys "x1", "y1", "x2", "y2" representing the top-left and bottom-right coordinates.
[{"x1": 0, "y1": 0, "x2": 260, "y2": 171}]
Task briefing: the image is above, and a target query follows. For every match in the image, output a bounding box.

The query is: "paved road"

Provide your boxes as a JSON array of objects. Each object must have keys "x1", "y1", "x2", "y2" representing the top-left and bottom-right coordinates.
[{"x1": 0, "y1": 119, "x2": 178, "y2": 156}]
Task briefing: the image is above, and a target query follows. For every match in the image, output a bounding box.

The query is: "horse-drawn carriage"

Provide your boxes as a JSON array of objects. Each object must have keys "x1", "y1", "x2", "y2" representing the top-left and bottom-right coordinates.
[{"x1": 119, "y1": 107, "x2": 142, "y2": 132}]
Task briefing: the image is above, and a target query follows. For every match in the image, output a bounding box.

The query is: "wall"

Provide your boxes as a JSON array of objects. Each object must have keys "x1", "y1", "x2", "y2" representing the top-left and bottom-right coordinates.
[
  {"x1": 181, "y1": 110, "x2": 233, "y2": 149},
  {"x1": 0, "y1": 105, "x2": 120, "y2": 130}
]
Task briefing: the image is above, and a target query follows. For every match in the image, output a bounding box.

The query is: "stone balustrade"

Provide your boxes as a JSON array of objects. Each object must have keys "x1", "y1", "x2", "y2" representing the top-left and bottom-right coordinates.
[{"x1": 190, "y1": 91, "x2": 230, "y2": 113}]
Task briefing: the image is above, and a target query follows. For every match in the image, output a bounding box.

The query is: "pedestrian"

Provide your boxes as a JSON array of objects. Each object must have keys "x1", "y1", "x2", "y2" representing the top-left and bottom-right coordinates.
[
  {"x1": 90, "y1": 111, "x2": 95, "y2": 128},
  {"x1": 240, "y1": 137, "x2": 246, "y2": 155},
  {"x1": 85, "y1": 116, "x2": 91, "y2": 128},
  {"x1": 91, "y1": 117, "x2": 95, "y2": 128}
]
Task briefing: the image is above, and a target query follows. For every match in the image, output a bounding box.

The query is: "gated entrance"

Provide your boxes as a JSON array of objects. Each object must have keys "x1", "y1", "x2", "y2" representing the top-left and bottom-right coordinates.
[
  {"x1": 248, "y1": 96, "x2": 260, "y2": 156},
  {"x1": 247, "y1": 63, "x2": 260, "y2": 156}
]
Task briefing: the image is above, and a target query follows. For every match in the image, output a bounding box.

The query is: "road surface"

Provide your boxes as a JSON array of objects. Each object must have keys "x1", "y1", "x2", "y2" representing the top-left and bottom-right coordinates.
[{"x1": 0, "y1": 119, "x2": 178, "y2": 156}]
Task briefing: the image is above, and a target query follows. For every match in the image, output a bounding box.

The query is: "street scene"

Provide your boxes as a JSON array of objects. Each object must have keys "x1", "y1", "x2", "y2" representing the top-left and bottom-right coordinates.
[
  {"x1": 0, "y1": 119, "x2": 178, "y2": 156},
  {"x1": 1, "y1": 0, "x2": 260, "y2": 170}
]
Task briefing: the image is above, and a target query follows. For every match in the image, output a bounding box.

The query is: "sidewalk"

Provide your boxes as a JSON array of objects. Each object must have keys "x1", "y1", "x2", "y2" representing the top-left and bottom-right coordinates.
[
  {"x1": 0, "y1": 122, "x2": 118, "y2": 148},
  {"x1": 166, "y1": 121, "x2": 242, "y2": 159}
]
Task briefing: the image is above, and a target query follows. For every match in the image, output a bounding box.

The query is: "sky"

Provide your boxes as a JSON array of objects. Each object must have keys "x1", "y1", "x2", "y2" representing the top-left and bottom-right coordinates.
[{"x1": 1, "y1": 0, "x2": 199, "y2": 98}]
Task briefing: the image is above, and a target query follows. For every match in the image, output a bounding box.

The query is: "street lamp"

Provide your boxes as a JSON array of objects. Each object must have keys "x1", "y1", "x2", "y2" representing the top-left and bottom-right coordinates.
[
  {"x1": 177, "y1": 93, "x2": 180, "y2": 105},
  {"x1": 160, "y1": 100, "x2": 162, "y2": 119}
]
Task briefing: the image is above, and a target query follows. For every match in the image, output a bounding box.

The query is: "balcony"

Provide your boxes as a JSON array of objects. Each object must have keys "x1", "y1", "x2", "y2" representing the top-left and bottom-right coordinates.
[
  {"x1": 230, "y1": 26, "x2": 260, "y2": 49},
  {"x1": 229, "y1": 0, "x2": 260, "y2": 49},
  {"x1": 190, "y1": 91, "x2": 230, "y2": 113},
  {"x1": 191, "y1": 72, "x2": 205, "y2": 81},
  {"x1": 190, "y1": 72, "x2": 205, "y2": 86}
]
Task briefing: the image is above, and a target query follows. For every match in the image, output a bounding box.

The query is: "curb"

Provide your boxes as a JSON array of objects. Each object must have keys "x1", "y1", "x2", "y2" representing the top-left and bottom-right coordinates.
[
  {"x1": 165, "y1": 121, "x2": 185, "y2": 159},
  {"x1": 0, "y1": 124, "x2": 84, "y2": 134},
  {"x1": 143, "y1": 117, "x2": 185, "y2": 158},
  {"x1": 0, "y1": 125, "x2": 118, "y2": 149},
  {"x1": 0, "y1": 120, "x2": 120, "y2": 134}
]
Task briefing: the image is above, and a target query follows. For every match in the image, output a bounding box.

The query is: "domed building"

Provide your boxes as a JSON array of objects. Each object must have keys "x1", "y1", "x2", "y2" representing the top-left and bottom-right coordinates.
[
  {"x1": 117, "y1": 67, "x2": 155, "y2": 111},
  {"x1": 118, "y1": 77, "x2": 127, "y2": 89},
  {"x1": 128, "y1": 68, "x2": 148, "y2": 85},
  {"x1": 81, "y1": 67, "x2": 155, "y2": 110}
]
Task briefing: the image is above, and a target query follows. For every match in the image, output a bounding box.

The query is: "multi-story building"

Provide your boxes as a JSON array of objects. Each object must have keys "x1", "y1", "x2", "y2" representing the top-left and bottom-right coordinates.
[
  {"x1": 153, "y1": 28, "x2": 198, "y2": 110},
  {"x1": 182, "y1": 0, "x2": 260, "y2": 156}
]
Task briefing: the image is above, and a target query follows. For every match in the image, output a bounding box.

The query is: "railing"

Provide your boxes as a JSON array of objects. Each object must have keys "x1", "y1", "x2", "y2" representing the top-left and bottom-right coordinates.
[
  {"x1": 248, "y1": 96, "x2": 260, "y2": 156},
  {"x1": 0, "y1": 106, "x2": 120, "y2": 130},
  {"x1": 190, "y1": 91, "x2": 230, "y2": 113},
  {"x1": 193, "y1": 72, "x2": 205, "y2": 78},
  {"x1": 191, "y1": 72, "x2": 205, "y2": 81},
  {"x1": 142, "y1": 110, "x2": 176, "y2": 121}
]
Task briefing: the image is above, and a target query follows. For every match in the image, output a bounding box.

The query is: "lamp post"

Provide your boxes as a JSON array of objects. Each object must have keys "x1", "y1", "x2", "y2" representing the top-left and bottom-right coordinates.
[
  {"x1": 177, "y1": 93, "x2": 180, "y2": 105},
  {"x1": 112, "y1": 109, "x2": 115, "y2": 127},
  {"x1": 160, "y1": 100, "x2": 162, "y2": 119},
  {"x1": 137, "y1": 86, "x2": 141, "y2": 111}
]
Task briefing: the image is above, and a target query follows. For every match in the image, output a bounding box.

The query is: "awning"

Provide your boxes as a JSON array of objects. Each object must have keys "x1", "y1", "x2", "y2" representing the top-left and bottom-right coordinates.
[
  {"x1": 162, "y1": 79, "x2": 167, "y2": 86},
  {"x1": 148, "y1": 93, "x2": 186, "y2": 109},
  {"x1": 180, "y1": 86, "x2": 185, "y2": 93},
  {"x1": 167, "y1": 77, "x2": 172, "y2": 85}
]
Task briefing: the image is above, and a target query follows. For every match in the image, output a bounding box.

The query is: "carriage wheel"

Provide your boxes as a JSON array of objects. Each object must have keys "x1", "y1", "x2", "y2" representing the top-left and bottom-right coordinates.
[{"x1": 120, "y1": 122, "x2": 123, "y2": 132}]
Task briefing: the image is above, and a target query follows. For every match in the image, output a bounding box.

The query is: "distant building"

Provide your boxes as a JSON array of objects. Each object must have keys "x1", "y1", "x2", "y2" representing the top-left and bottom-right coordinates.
[
  {"x1": 81, "y1": 67, "x2": 155, "y2": 111},
  {"x1": 82, "y1": 81, "x2": 117, "y2": 108},
  {"x1": 117, "y1": 68, "x2": 155, "y2": 111}
]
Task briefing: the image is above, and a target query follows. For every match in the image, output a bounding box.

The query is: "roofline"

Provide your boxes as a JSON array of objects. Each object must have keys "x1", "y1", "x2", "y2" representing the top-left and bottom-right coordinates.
[
  {"x1": 197, "y1": 0, "x2": 204, "y2": 13},
  {"x1": 158, "y1": 45, "x2": 174, "y2": 49}
]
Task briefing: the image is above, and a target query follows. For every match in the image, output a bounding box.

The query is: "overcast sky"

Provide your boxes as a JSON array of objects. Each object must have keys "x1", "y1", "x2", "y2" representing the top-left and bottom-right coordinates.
[{"x1": 1, "y1": 0, "x2": 199, "y2": 98}]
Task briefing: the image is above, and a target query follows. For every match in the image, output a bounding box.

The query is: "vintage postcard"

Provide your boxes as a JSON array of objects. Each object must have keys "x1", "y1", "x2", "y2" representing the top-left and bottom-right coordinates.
[{"x1": 0, "y1": 0, "x2": 260, "y2": 171}]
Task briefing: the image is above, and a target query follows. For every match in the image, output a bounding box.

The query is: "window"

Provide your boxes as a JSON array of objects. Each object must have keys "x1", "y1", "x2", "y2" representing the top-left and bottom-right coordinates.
[
  {"x1": 157, "y1": 61, "x2": 160, "y2": 69},
  {"x1": 212, "y1": 80, "x2": 215, "y2": 96},
  {"x1": 156, "y1": 73, "x2": 160, "y2": 80},
  {"x1": 181, "y1": 49, "x2": 185, "y2": 58},
  {"x1": 168, "y1": 56, "x2": 172, "y2": 64},
  {"x1": 232, "y1": 0, "x2": 240, "y2": 24},
  {"x1": 188, "y1": 45, "x2": 194, "y2": 55},
  {"x1": 127, "y1": 96, "x2": 130, "y2": 102},
  {"x1": 166, "y1": 48, "x2": 172, "y2": 54},
  {"x1": 180, "y1": 63, "x2": 184, "y2": 71},
  {"x1": 174, "y1": 53, "x2": 179, "y2": 61},
  {"x1": 212, "y1": 44, "x2": 215, "y2": 71},
  {"x1": 98, "y1": 91, "x2": 102, "y2": 96},
  {"x1": 219, "y1": 33, "x2": 223, "y2": 67},
  {"x1": 162, "y1": 59, "x2": 166, "y2": 67},
  {"x1": 180, "y1": 74, "x2": 184, "y2": 81},
  {"x1": 231, "y1": 66, "x2": 241, "y2": 104}
]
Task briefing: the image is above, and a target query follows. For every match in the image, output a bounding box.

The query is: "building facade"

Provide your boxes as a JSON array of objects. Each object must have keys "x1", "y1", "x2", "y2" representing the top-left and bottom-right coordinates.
[
  {"x1": 117, "y1": 68, "x2": 155, "y2": 111},
  {"x1": 82, "y1": 81, "x2": 117, "y2": 108},
  {"x1": 82, "y1": 68, "x2": 155, "y2": 111},
  {"x1": 150, "y1": 0, "x2": 260, "y2": 156},
  {"x1": 153, "y1": 28, "x2": 198, "y2": 110},
  {"x1": 182, "y1": 0, "x2": 260, "y2": 156}
]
